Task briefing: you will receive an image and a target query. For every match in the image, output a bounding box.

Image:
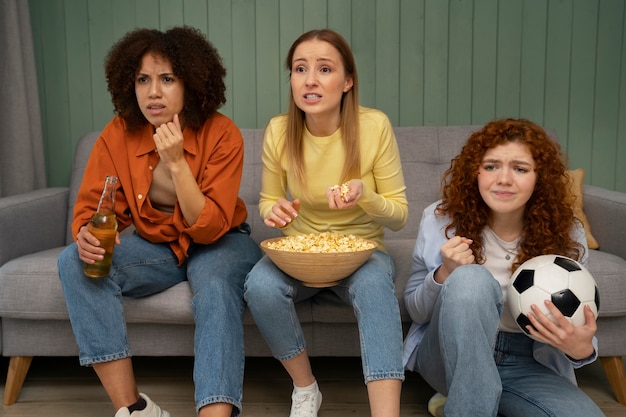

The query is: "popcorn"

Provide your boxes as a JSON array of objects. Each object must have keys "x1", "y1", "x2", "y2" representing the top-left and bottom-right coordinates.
[
  {"x1": 330, "y1": 182, "x2": 350, "y2": 202},
  {"x1": 266, "y1": 232, "x2": 375, "y2": 253}
]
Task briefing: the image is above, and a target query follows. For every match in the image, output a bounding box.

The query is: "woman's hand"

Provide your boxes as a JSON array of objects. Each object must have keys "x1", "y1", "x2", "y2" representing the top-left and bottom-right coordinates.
[
  {"x1": 526, "y1": 301, "x2": 596, "y2": 360},
  {"x1": 153, "y1": 113, "x2": 185, "y2": 172},
  {"x1": 75, "y1": 225, "x2": 121, "y2": 264},
  {"x1": 326, "y1": 179, "x2": 363, "y2": 209},
  {"x1": 434, "y1": 236, "x2": 474, "y2": 284},
  {"x1": 265, "y1": 198, "x2": 300, "y2": 228}
]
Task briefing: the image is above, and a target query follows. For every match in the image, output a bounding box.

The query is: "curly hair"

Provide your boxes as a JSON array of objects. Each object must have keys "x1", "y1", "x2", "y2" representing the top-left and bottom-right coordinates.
[
  {"x1": 104, "y1": 26, "x2": 226, "y2": 131},
  {"x1": 437, "y1": 118, "x2": 583, "y2": 271}
]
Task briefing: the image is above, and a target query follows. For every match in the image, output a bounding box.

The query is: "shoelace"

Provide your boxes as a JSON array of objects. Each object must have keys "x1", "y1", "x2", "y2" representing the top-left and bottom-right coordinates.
[{"x1": 291, "y1": 391, "x2": 317, "y2": 417}]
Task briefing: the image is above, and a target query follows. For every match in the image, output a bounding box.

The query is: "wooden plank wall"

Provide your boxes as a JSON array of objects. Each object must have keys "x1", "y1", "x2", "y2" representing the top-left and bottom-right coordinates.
[{"x1": 28, "y1": 0, "x2": 626, "y2": 192}]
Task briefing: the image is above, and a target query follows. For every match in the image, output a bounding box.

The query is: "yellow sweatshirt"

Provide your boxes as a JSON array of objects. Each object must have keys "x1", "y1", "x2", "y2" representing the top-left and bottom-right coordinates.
[{"x1": 259, "y1": 107, "x2": 408, "y2": 252}]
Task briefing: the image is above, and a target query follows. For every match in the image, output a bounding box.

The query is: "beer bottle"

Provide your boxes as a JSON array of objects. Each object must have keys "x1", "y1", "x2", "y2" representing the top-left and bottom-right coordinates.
[{"x1": 83, "y1": 175, "x2": 118, "y2": 278}]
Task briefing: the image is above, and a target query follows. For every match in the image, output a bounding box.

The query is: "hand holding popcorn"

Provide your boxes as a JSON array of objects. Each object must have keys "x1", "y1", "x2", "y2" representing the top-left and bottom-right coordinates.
[{"x1": 327, "y1": 180, "x2": 363, "y2": 209}]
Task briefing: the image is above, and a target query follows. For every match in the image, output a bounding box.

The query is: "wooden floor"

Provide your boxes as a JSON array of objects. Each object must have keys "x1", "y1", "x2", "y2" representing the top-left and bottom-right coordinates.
[{"x1": 0, "y1": 355, "x2": 624, "y2": 416}]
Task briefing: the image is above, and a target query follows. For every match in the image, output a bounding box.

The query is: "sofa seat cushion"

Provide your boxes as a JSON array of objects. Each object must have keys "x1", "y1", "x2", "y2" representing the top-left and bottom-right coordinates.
[
  {"x1": 0, "y1": 246, "x2": 315, "y2": 325},
  {"x1": 0, "y1": 247, "x2": 69, "y2": 320}
]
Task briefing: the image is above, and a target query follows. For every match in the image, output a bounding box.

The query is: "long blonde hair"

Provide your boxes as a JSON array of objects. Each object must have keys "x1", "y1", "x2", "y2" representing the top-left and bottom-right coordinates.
[{"x1": 284, "y1": 29, "x2": 360, "y2": 190}]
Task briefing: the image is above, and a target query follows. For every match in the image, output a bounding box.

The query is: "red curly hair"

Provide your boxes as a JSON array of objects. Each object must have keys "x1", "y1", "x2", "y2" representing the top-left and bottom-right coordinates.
[
  {"x1": 437, "y1": 118, "x2": 584, "y2": 272},
  {"x1": 104, "y1": 26, "x2": 226, "y2": 132}
]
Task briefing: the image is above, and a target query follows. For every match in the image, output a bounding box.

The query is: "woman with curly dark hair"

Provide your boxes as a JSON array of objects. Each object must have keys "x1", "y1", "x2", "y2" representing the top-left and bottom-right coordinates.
[
  {"x1": 58, "y1": 26, "x2": 261, "y2": 417},
  {"x1": 403, "y1": 118, "x2": 604, "y2": 417}
]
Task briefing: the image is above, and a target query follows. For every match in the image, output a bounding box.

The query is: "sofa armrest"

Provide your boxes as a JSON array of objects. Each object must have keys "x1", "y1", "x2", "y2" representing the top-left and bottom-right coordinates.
[
  {"x1": 583, "y1": 184, "x2": 626, "y2": 259},
  {"x1": 0, "y1": 187, "x2": 69, "y2": 266}
]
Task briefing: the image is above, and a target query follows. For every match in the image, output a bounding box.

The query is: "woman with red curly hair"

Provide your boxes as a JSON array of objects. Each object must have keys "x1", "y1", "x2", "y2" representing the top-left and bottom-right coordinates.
[
  {"x1": 403, "y1": 118, "x2": 603, "y2": 416},
  {"x1": 58, "y1": 26, "x2": 261, "y2": 417}
]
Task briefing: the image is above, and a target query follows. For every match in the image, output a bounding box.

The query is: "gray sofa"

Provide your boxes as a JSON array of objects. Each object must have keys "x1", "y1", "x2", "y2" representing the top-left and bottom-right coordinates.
[{"x1": 1, "y1": 125, "x2": 625, "y2": 406}]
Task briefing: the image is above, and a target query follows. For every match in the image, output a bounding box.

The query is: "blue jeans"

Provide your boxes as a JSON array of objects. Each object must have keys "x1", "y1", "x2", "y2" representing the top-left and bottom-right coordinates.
[
  {"x1": 416, "y1": 264, "x2": 604, "y2": 417},
  {"x1": 58, "y1": 226, "x2": 261, "y2": 416},
  {"x1": 244, "y1": 250, "x2": 404, "y2": 383}
]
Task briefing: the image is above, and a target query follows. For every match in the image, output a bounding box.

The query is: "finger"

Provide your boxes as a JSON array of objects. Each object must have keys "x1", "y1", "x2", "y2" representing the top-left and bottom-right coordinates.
[
  {"x1": 79, "y1": 227, "x2": 100, "y2": 248},
  {"x1": 280, "y1": 199, "x2": 298, "y2": 217},
  {"x1": 292, "y1": 199, "x2": 300, "y2": 214},
  {"x1": 524, "y1": 312, "x2": 549, "y2": 342},
  {"x1": 583, "y1": 304, "x2": 598, "y2": 327},
  {"x1": 277, "y1": 199, "x2": 296, "y2": 216},
  {"x1": 543, "y1": 300, "x2": 573, "y2": 329},
  {"x1": 173, "y1": 113, "x2": 181, "y2": 131},
  {"x1": 269, "y1": 211, "x2": 287, "y2": 227},
  {"x1": 77, "y1": 237, "x2": 104, "y2": 262},
  {"x1": 460, "y1": 237, "x2": 473, "y2": 246},
  {"x1": 326, "y1": 187, "x2": 339, "y2": 209},
  {"x1": 528, "y1": 304, "x2": 567, "y2": 343},
  {"x1": 272, "y1": 201, "x2": 296, "y2": 226},
  {"x1": 527, "y1": 306, "x2": 551, "y2": 333}
]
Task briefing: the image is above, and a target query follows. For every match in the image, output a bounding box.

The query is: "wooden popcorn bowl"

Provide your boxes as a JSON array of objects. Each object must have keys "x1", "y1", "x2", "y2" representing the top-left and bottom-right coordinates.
[{"x1": 260, "y1": 236, "x2": 378, "y2": 288}]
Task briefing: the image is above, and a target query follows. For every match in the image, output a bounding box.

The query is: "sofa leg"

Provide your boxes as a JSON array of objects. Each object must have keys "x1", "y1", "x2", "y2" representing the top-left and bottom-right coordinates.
[
  {"x1": 600, "y1": 356, "x2": 626, "y2": 405},
  {"x1": 3, "y1": 356, "x2": 33, "y2": 405}
]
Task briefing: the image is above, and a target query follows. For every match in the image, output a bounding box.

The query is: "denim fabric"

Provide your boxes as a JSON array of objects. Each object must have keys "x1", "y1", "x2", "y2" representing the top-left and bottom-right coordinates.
[
  {"x1": 244, "y1": 250, "x2": 405, "y2": 383},
  {"x1": 415, "y1": 264, "x2": 604, "y2": 417},
  {"x1": 58, "y1": 226, "x2": 261, "y2": 416}
]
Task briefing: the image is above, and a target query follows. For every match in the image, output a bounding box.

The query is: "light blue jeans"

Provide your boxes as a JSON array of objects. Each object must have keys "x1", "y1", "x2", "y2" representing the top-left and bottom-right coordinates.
[
  {"x1": 416, "y1": 264, "x2": 604, "y2": 417},
  {"x1": 244, "y1": 250, "x2": 405, "y2": 383},
  {"x1": 58, "y1": 226, "x2": 261, "y2": 416}
]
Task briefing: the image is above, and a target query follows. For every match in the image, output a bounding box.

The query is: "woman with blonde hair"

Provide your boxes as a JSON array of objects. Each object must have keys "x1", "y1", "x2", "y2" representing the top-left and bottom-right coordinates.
[{"x1": 245, "y1": 29, "x2": 408, "y2": 417}]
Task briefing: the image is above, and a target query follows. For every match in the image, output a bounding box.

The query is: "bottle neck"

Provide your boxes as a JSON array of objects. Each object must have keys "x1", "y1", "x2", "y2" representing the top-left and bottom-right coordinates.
[{"x1": 97, "y1": 176, "x2": 118, "y2": 214}]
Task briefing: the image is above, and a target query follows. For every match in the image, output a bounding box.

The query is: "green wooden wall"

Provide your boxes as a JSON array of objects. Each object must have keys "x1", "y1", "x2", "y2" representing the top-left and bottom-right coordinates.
[{"x1": 29, "y1": 0, "x2": 626, "y2": 193}]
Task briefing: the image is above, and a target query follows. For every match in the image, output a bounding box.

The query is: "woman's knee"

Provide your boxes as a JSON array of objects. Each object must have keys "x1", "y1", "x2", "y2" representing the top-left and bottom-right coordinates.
[
  {"x1": 57, "y1": 243, "x2": 82, "y2": 282},
  {"x1": 349, "y1": 252, "x2": 394, "y2": 288},
  {"x1": 244, "y1": 257, "x2": 284, "y2": 302},
  {"x1": 443, "y1": 265, "x2": 501, "y2": 306}
]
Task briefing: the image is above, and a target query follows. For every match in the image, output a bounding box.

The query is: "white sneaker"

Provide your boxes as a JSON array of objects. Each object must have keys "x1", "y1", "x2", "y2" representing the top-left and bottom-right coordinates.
[
  {"x1": 114, "y1": 393, "x2": 170, "y2": 417},
  {"x1": 427, "y1": 392, "x2": 446, "y2": 417},
  {"x1": 289, "y1": 384, "x2": 322, "y2": 417}
]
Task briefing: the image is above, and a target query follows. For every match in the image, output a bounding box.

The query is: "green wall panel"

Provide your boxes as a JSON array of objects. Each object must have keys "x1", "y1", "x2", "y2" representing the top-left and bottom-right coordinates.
[
  {"x1": 27, "y1": 0, "x2": 626, "y2": 194},
  {"x1": 471, "y1": 0, "x2": 498, "y2": 124},
  {"x1": 544, "y1": 0, "x2": 573, "y2": 149},
  {"x1": 448, "y1": 0, "x2": 473, "y2": 126},
  {"x1": 399, "y1": 0, "x2": 424, "y2": 126}
]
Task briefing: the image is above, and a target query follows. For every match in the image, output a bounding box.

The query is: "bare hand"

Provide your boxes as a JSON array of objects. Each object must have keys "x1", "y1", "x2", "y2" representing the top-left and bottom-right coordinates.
[
  {"x1": 75, "y1": 225, "x2": 121, "y2": 264},
  {"x1": 526, "y1": 301, "x2": 596, "y2": 360},
  {"x1": 326, "y1": 180, "x2": 363, "y2": 209},
  {"x1": 435, "y1": 236, "x2": 474, "y2": 283},
  {"x1": 153, "y1": 114, "x2": 184, "y2": 170},
  {"x1": 265, "y1": 198, "x2": 300, "y2": 228}
]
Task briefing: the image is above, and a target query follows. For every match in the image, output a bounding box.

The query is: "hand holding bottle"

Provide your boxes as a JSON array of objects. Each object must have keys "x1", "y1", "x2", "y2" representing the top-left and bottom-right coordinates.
[
  {"x1": 77, "y1": 224, "x2": 120, "y2": 265},
  {"x1": 81, "y1": 176, "x2": 119, "y2": 278}
]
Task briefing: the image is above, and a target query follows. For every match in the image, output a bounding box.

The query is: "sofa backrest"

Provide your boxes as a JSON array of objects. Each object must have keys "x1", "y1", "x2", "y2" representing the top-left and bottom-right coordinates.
[
  {"x1": 66, "y1": 125, "x2": 482, "y2": 245},
  {"x1": 388, "y1": 125, "x2": 482, "y2": 239},
  {"x1": 66, "y1": 131, "x2": 101, "y2": 244}
]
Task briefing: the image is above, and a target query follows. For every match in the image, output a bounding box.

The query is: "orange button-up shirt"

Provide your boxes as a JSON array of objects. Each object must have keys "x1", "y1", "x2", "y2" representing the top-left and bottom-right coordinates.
[{"x1": 72, "y1": 113, "x2": 248, "y2": 264}]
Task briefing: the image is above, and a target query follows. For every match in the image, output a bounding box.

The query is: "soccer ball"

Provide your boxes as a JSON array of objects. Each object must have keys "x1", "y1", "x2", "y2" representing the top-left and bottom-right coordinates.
[{"x1": 507, "y1": 254, "x2": 600, "y2": 340}]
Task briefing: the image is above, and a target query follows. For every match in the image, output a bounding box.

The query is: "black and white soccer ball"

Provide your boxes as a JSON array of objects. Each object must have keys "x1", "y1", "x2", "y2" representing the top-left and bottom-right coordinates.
[{"x1": 507, "y1": 254, "x2": 600, "y2": 340}]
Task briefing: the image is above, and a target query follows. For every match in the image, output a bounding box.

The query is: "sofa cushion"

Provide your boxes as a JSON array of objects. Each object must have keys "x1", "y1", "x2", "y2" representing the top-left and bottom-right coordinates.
[
  {"x1": 587, "y1": 249, "x2": 626, "y2": 316},
  {"x1": 0, "y1": 247, "x2": 316, "y2": 326},
  {"x1": 567, "y1": 168, "x2": 599, "y2": 249},
  {"x1": 0, "y1": 247, "x2": 69, "y2": 320}
]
